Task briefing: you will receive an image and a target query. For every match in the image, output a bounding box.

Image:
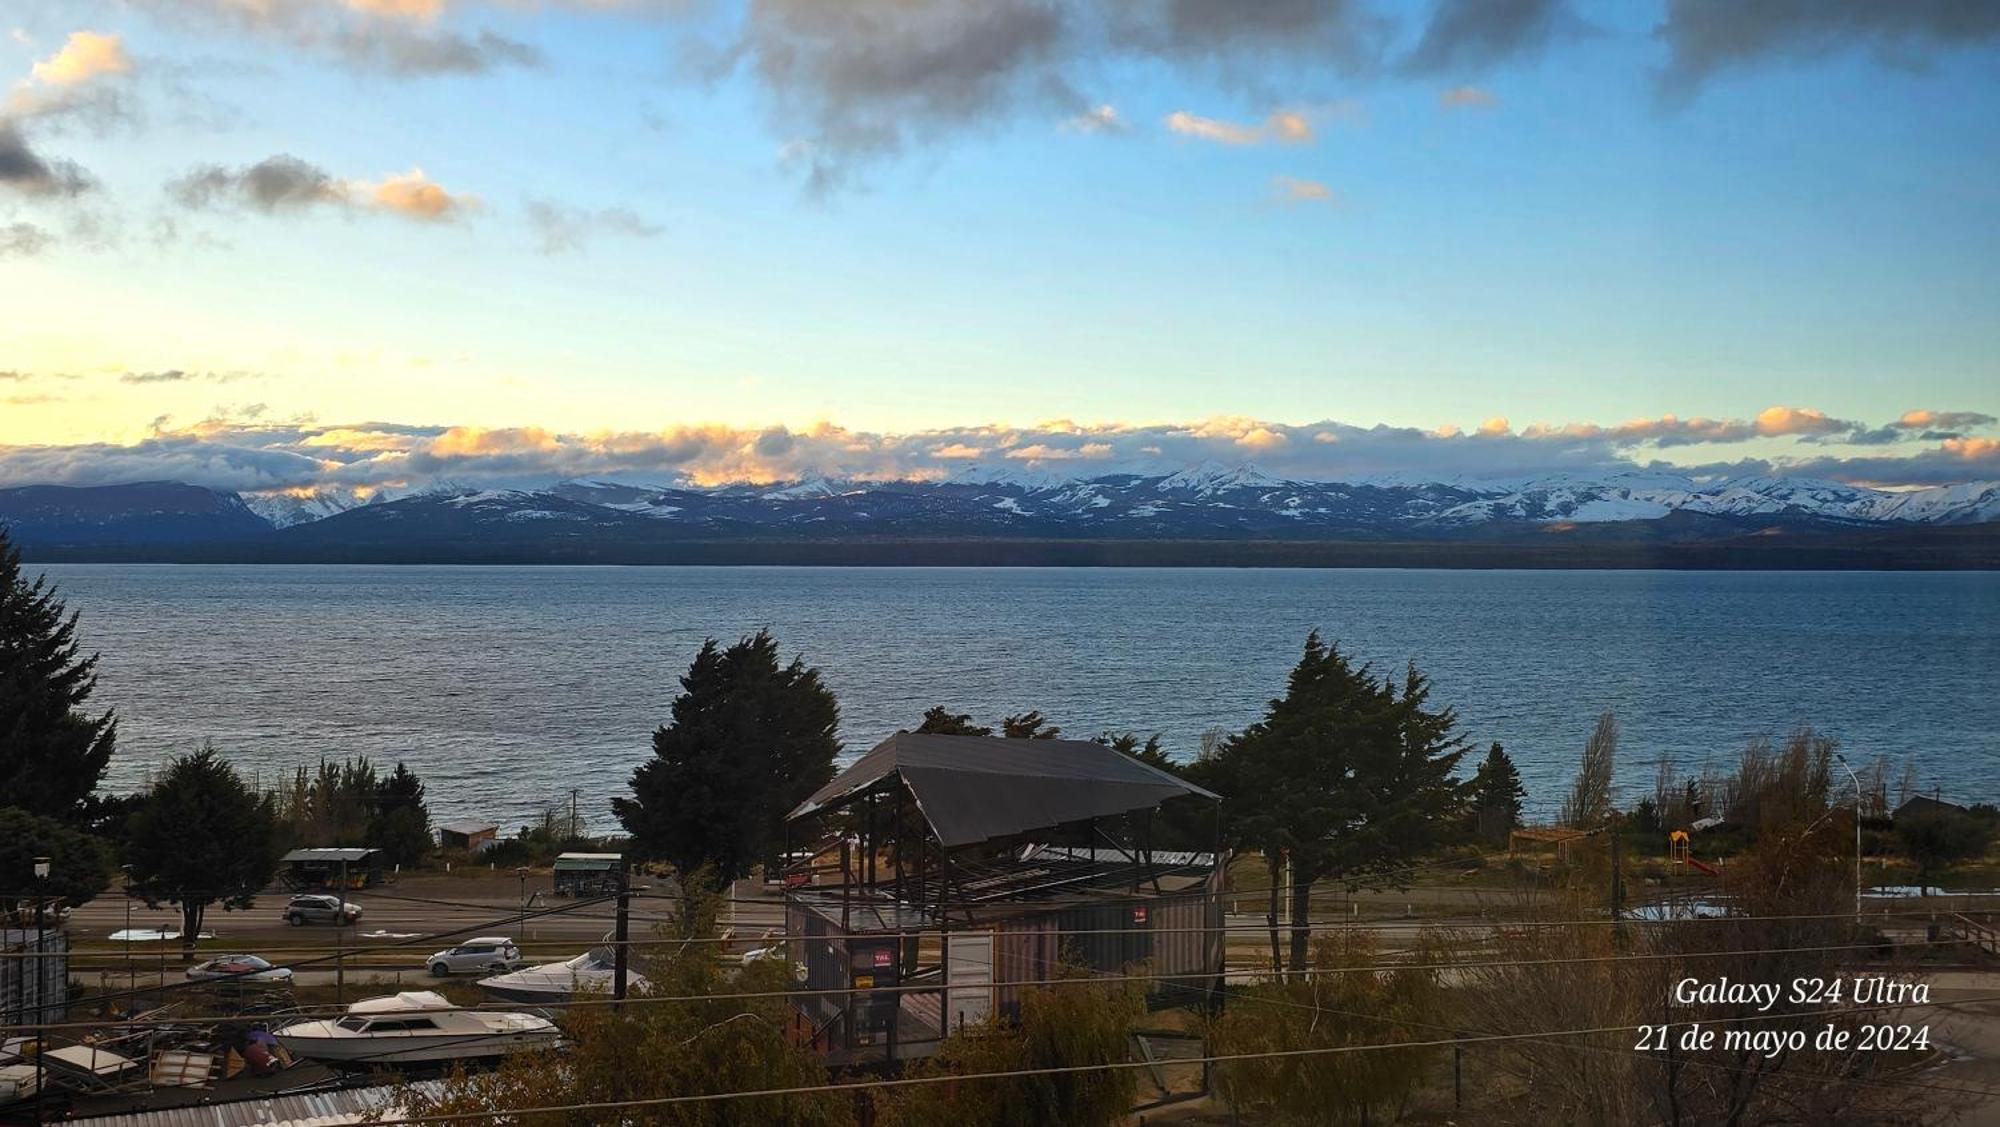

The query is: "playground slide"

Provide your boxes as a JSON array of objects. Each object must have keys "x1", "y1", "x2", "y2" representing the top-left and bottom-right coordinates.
[{"x1": 1686, "y1": 856, "x2": 1720, "y2": 877}]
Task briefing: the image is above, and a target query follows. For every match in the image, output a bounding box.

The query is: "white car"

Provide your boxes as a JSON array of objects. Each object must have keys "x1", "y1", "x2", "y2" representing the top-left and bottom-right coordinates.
[
  {"x1": 185, "y1": 954, "x2": 295, "y2": 984},
  {"x1": 427, "y1": 937, "x2": 525, "y2": 977}
]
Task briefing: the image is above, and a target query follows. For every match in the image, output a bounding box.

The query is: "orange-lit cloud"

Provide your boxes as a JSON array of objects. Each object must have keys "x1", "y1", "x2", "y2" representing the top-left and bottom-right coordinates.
[
  {"x1": 27, "y1": 30, "x2": 130, "y2": 86},
  {"x1": 1270, "y1": 175, "x2": 1333, "y2": 205},
  {"x1": 1166, "y1": 108, "x2": 1316, "y2": 146},
  {"x1": 357, "y1": 168, "x2": 475, "y2": 221}
]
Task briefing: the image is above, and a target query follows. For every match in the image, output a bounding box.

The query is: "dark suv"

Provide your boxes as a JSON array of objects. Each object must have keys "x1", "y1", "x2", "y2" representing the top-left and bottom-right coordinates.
[{"x1": 284, "y1": 893, "x2": 362, "y2": 926}]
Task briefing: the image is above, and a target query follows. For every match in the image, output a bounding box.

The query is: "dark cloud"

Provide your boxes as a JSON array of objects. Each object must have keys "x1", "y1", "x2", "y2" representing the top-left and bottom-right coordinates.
[
  {"x1": 1103, "y1": 0, "x2": 1384, "y2": 77},
  {"x1": 330, "y1": 25, "x2": 544, "y2": 75},
  {"x1": 0, "y1": 222, "x2": 56, "y2": 257},
  {"x1": 723, "y1": 0, "x2": 1075, "y2": 194},
  {"x1": 1658, "y1": 0, "x2": 2000, "y2": 93},
  {"x1": 523, "y1": 198, "x2": 662, "y2": 254},
  {"x1": 168, "y1": 154, "x2": 345, "y2": 213},
  {"x1": 1400, "y1": 0, "x2": 1582, "y2": 75},
  {"x1": 0, "y1": 122, "x2": 97, "y2": 197}
]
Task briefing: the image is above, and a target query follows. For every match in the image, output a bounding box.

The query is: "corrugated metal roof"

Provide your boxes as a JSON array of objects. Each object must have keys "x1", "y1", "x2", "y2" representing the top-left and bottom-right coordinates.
[
  {"x1": 790, "y1": 733, "x2": 1219, "y2": 848},
  {"x1": 437, "y1": 821, "x2": 498, "y2": 835},
  {"x1": 280, "y1": 849, "x2": 378, "y2": 863},
  {"x1": 65, "y1": 1079, "x2": 444, "y2": 1127}
]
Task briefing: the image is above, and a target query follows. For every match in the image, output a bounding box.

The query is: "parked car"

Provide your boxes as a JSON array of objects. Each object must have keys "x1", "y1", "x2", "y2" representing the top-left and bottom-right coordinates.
[
  {"x1": 285, "y1": 894, "x2": 362, "y2": 926},
  {"x1": 426, "y1": 937, "x2": 525, "y2": 977},
  {"x1": 185, "y1": 954, "x2": 294, "y2": 984}
]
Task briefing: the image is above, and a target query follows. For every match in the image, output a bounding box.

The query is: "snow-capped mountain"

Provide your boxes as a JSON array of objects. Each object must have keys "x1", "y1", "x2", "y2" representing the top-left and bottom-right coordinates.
[
  {"x1": 240, "y1": 487, "x2": 377, "y2": 529},
  {"x1": 5, "y1": 468, "x2": 1997, "y2": 555}
]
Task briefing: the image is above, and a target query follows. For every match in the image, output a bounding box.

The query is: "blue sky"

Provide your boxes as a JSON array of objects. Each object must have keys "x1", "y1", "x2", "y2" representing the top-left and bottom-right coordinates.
[{"x1": 1, "y1": 0, "x2": 1997, "y2": 493}]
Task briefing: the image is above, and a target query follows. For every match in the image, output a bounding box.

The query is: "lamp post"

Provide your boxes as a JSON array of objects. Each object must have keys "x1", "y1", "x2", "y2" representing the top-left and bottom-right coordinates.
[
  {"x1": 32, "y1": 855, "x2": 50, "y2": 1127},
  {"x1": 516, "y1": 866, "x2": 529, "y2": 924},
  {"x1": 1835, "y1": 753, "x2": 1863, "y2": 923},
  {"x1": 119, "y1": 864, "x2": 133, "y2": 1008}
]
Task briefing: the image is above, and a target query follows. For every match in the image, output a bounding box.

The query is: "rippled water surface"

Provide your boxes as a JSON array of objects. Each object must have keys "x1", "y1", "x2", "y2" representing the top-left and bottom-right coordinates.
[{"x1": 38, "y1": 565, "x2": 2000, "y2": 831}]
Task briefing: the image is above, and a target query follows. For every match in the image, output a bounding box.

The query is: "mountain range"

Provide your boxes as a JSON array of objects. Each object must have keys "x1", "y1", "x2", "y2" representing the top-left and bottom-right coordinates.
[{"x1": 4, "y1": 466, "x2": 1998, "y2": 567}]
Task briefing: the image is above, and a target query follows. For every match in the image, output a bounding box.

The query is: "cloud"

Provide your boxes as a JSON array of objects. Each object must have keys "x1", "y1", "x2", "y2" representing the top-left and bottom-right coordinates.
[
  {"x1": 708, "y1": 0, "x2": 1386, "y2": 190},
  {"x1": 28, "y1": 30, "x2": 132, "y2": 86},
  {"x1": 1402, "y1": 0, "x2": 1583, "y2": 75},
  {"x1": 357, "y1": 167, "x2": 475, "y2": 221},
  {"x1": 1165, "y1": 107, "x2": 1315, "y2": 145},
  {"x1": 1439, "y1": 84, "x2": 1498, "y2": 109},
  {"x1": 5, "y1": 407, "x2": 1997, "y2": 493},
  {"x1": 1269, "y1": 174, "x2": 1332, "y2": 205},
  {"x1": 142, "y1": 0, "x2": 544, "y2": 76},
  {"x1": 0, "y1": 121, "x2": 95, "y2": 197},
  {"x1": 1061, "y1": 103, "x2": 1125, "y2": 133},
  {"x1": 117, "y1": 369, "x2": 265, "y2": 384},
  {"x1": 0, "y1": 221, "x2": 54, "y2": 256},
  {"x1": 523, "y1": 198, "x2": 662, "y2": 254},
  {"x1": 711, "y1": 0, "x2": 1075, "y2": 194},
  {"x1": 1657, "y1": 0, "x2": 2000, "y2": 93},
  {"x1": 167, "y1": 155, "x2": 475, "y2": 222},
  {"x1": 1897, "y1": 409, "x2": 1998, "y2": 431}
]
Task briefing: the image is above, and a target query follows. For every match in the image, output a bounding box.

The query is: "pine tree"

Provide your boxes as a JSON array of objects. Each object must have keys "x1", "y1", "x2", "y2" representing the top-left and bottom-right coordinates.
[
  {"x1": 1469, "y1": 742, "x2": 1526, "y2": 843},
  {"x1": 1211, "y1": 635, "x2": 1468, "y2": 969},
  {"x1": 613, "y1": 630, "x2": 840, "y2": 883},
  {"x1": 911, "y1": 706, "x2": 991, "y2": 736},
  {"x1": 372, "y1": 761, "x2": 433, "y2": 868},
  {"x1": 1000, "y1": 711, "x2": 1061, "y2": 739},
  {"x1": 125, "y1": 744, "x2": 284, "y2": 960},
  {"x1": 0, "y1": 529, "x2": 115, "y2": 820}
]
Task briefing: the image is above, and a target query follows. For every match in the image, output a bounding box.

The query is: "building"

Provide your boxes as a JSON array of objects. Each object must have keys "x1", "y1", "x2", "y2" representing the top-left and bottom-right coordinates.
[
  {"x1": 782, "y1": 732, "x2": 1224, "y2": 1066},
  {"x1": 436, "y1": 821, "x2": 500, "y2": 854},
  {"x1": 279, "y1": 848, "x2": 384, "y2": 890},
  {"x1": 1, "y1": 928, "x2": 67, "y2": 1029},
  {"x1": 552, "y1": 853, "x2": 623, "y2": 897}
]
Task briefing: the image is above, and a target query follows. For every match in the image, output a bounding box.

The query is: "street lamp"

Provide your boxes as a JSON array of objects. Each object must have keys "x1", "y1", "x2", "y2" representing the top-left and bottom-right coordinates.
[
  {"x1": 1834, "y1": 753, "x2": 1863, "y2": 923},
  {"x1": 32, "y1": 856, "x2": 50, "y2": 1127},
  {"x1": 516, "y1": 867, "x2": 529, "y2": 920},
  {"x1": 119, "y1": 865, "x2": 134, "y2": 1008}
]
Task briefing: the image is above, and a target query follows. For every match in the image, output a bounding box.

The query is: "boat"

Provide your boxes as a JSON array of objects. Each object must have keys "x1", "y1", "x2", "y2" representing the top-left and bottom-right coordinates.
[
  {"x1": 476, "y1": 944, "x2": 651, "y2": 1004},
  {"x1": 274, "y1": 991, "x2": 559, "y2": 1067}
]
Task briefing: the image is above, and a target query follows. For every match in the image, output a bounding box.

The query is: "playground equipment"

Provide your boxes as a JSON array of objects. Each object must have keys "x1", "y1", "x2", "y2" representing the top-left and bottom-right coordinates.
[{"x1": 1669, "y1": 829, "x2": 1720, "y2": 876}]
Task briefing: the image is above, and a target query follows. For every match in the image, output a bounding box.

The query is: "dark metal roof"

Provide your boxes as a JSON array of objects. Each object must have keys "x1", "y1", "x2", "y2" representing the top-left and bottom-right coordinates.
[
  {"x1": 280, "y1": 848, "x2": 377, "y2": 863},
  {"x1": 789, "y1": 733, "x2": 1218, "y2": 849}
]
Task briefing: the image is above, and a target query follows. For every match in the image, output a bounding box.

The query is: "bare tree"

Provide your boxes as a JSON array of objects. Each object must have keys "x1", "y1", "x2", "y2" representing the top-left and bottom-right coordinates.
[{"x1": 1562, "y1": 712, "x2": 1618, "y2": 829}]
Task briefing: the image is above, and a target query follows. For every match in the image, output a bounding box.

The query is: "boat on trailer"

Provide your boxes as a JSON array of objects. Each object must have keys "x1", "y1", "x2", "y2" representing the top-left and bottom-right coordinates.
[{"x1": 275, "y1": 990, "x2": 558, "y2": 1067}]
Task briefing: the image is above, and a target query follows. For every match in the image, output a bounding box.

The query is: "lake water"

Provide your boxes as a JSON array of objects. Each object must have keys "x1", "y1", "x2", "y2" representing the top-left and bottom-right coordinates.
[{"x1": 34, "y1": 565, "x2": 2000, "y2": 832}]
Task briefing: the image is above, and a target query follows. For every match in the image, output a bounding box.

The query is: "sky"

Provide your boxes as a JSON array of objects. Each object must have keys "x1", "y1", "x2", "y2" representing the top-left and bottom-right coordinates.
[{"x1": 1, "y1": 0, "x2": 1997, "y2": 496}]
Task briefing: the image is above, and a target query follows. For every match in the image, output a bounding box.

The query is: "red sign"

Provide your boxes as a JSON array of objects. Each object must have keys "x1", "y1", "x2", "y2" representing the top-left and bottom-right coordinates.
[
  {"x1": 1132, "y1": 907, "x2": 1148, "y2": 924},
  {"x1": 872, "y1": 947, "x2": 894, "y2": 968}
]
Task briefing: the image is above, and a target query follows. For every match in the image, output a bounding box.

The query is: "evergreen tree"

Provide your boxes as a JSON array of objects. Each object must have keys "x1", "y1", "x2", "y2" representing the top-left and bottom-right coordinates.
[
  {"x1": 125, "y1": 744, "x2": 284, "y2": 959},
  {"x1": 371, "y1": 762, "x2": 433, "y2": 868},
  {"x1": 1000, "y1": 710, "x2": 1061, "y2": 739},
  {"x1": 613, "y1": 630, "x2": 841, "y2": 883},
  {"x1": 0, "y1": 529, "x2": 115, "y2": 820},
  {"x1": 1469, "y1": 742, "x2": 1526, "y2": 843},
  {"x1": 0, "y1": 807, "x2": 114, "y2": 920},
  {"x1": 911, "y1": 706, "x2": 991, "y2": 736},
  {"x1": 1209, "y1": 634, "x2": 1468, "y2": 969}
]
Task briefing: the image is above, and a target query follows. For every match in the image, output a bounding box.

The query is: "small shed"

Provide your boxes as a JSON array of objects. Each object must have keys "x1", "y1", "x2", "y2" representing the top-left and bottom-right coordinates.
[
  {"x1": 281, "y1": 847, "x2": 385, "y2": 889},
  {"x1": 438, "y1": 821, "x2": 500, "y2": 854},
  {"x1": 553, "y1": 853, "x2": 623, "y2": 896}
]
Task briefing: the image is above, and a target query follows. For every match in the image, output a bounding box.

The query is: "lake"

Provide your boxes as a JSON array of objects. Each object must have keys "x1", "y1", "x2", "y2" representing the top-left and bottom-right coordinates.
[{"x1": 34, "y1": 564, "x2": 2000, "y2": 832}]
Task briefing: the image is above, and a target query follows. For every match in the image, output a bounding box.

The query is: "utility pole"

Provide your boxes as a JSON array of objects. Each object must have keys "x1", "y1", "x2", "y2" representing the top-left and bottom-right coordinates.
[
  {"x1": 33, "y1": 856, "x2": 50, "y2": 1127},
  {"x1": 1609, "y1": 817, "x2": 1625, "y2": 944},
  {"x1": 1835, "y1": 753, "x2": 1864, "y2": 923},
  {"x1": 335, "y1": 856, "x2": 349, "y2": 1006},
  {"x1": 612, "y1": 857, "x2": 631, "y2": 1003}
]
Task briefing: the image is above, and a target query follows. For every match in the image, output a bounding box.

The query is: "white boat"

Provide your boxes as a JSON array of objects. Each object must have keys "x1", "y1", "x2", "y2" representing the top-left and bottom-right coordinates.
[
  {"x1": 476, "y1": 945, "x2": 650, "y2": 1004},
  {"x1": 275, "y1": 991, "x2": 559, "y2": 1067}
]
